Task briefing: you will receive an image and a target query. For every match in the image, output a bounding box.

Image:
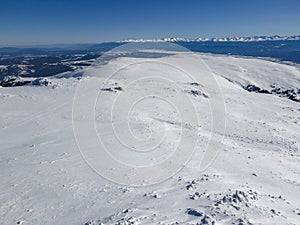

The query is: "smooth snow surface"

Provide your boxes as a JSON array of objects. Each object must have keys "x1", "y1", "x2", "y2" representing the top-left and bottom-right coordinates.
[{"x1": 1, "y1": 48, "x2": 300, "y2": 225}]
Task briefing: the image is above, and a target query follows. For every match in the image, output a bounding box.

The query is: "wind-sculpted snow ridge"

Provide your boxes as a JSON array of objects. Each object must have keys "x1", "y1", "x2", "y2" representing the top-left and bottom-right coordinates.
[
  {"x1": 200, "y1": 54, "x2": 300, "y2": 103},
  {"x1": 119, "y1": 35, "x2": 300, "y2": 43},
  {"x1": 0, "y1": 43, "x2": 300, "y2": 225}
]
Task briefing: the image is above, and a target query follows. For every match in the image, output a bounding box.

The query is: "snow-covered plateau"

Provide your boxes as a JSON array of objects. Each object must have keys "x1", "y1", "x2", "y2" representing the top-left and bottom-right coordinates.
[{"x1": 0, "y1": 48, "x2": 300, "y2": 225}]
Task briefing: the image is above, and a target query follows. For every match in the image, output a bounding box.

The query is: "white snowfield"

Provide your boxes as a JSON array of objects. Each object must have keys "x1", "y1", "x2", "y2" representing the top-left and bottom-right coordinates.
[{"x1": 0, "y1": 51, "x2": 300, "y2": 225}]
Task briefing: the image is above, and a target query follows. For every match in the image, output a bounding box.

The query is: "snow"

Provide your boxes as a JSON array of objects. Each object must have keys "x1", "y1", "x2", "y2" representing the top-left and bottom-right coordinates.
[
  {"x1": 119, "y1": 35, "x2": 300, "y2": 43},
  {"x1": 0, "y1": 65, "x2": 8, "y2": 70},
  {"x1": 0, "y1": 48, "x2": 300, "y2": 225}
]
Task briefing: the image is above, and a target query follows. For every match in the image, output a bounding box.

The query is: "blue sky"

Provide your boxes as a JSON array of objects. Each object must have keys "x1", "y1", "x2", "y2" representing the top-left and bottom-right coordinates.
[{"x1": 1, "y1": 0, "x2": 300, "y2": 46}]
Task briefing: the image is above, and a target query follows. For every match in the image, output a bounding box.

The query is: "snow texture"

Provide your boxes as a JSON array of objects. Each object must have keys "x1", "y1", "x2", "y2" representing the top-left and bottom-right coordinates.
[{"x1": 0, "y1": 50, "x2": 300, "y2": 225}]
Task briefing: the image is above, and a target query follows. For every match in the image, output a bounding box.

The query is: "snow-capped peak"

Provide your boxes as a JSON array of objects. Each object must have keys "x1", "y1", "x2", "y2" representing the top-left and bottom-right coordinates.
[{"x1": 119, "y1": 35, "x2": 300, "y2": 43}]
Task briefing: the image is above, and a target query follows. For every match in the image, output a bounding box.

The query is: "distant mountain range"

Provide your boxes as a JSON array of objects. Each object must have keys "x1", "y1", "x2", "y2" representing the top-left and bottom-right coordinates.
[{"x1": 119, "y1": 35, "x2": 300, "y2": 43}]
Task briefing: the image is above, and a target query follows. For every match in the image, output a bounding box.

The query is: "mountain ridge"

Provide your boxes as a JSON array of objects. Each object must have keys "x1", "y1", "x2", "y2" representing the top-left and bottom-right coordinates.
[{"x1": 119, "y1": 35, "x2": 300, "y2": 43}]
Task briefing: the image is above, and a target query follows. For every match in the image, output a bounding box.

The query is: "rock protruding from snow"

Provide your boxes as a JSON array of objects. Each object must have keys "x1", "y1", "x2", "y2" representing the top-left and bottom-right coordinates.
[
  {"x1": 0, "y1": 76, "x2": 59, "y2": 88},
  {"x1": 0, "y1": 76, "x2": 31, "y2": 87},
  {"x1": 31, "y1": 78, "x2": 53, "y2": 87},
  {"x1": 244, "y1": 83, "x2": 300, "y2": 102}
]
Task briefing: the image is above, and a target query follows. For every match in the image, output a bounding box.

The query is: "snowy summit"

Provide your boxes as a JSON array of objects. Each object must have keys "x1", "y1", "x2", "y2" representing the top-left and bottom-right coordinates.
[{"x1": 1, "y1": 43, "x2": 300, "y2": 224}]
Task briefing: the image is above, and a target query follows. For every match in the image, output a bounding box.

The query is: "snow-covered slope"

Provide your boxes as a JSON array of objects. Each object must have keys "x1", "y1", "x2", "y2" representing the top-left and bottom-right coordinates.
[{"x1": 0, "y1": 50, "x2": 300, "y2": 225}]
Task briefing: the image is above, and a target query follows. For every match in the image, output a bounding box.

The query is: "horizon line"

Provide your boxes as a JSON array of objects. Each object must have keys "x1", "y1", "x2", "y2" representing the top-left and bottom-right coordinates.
[{"x1": 1, "y1": 34, "x2": 300, "y2": 48}]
